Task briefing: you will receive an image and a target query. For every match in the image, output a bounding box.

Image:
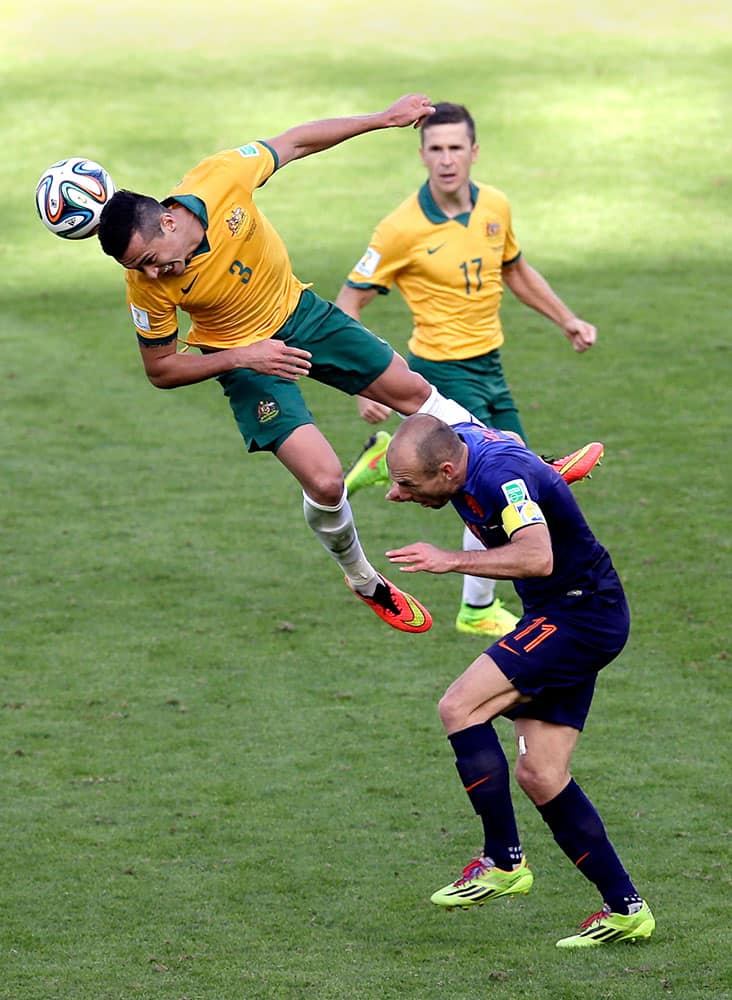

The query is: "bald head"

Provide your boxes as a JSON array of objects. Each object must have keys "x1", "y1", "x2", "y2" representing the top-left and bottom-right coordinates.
[
  {"x1": 386, "y1": 415, "x2": 467, "y2": 508},
  {"x1": 389, "y1": 414, "x2": 463, "y2": 471}
]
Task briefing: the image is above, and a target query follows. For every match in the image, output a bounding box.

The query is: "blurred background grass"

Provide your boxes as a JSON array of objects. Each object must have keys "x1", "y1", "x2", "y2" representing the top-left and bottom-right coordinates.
[{"x1": 2, "y1": 2, "x2": 731, "y2": 998}]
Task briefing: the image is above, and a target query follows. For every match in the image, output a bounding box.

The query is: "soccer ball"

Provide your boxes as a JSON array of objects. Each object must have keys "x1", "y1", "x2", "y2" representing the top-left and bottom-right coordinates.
[{"x1": 35, "y1": 157, "x2": 115, "y2": 240}]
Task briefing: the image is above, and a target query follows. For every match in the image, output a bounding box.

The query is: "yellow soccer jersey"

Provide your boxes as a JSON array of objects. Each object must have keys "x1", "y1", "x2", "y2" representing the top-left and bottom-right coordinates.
[
  {"x1": 125, "y1": 142, "x2": 307, "y2": 348},
  {"x1": 346, "y1": 181, "x2": 520, "y2": 361}
]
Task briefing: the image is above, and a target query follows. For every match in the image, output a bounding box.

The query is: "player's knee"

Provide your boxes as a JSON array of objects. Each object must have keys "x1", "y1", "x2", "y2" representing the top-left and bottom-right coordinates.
[
  {"x1": 304, "y1": 471, "x2": 346, "y2": 508},
  {"x1": 404, "y1": 371, "x2": 431, "y2": 410},
  {"x1": 437, "y1": 689, "x2": 465, "y2": 732},
  {"x1": 515, "y1": 757, "x2": 566, "y2": 804}
]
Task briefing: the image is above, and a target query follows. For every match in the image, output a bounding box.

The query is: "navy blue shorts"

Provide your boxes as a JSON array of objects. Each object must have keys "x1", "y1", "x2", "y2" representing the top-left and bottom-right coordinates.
[{"x1": 488, "y1": 587, "x2": 630, "y2": 731}]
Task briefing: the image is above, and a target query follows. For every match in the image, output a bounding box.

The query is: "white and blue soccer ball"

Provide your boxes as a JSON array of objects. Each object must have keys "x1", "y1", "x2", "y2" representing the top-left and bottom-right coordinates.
[{"x1": 35, "y1": 157, "x2": 115, "y2": 240}]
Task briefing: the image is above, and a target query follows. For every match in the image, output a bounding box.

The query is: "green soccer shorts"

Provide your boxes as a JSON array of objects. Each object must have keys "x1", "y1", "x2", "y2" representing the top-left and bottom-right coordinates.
[{"x1": 214, "y1": 289, "x2": 394, "y2": 452}]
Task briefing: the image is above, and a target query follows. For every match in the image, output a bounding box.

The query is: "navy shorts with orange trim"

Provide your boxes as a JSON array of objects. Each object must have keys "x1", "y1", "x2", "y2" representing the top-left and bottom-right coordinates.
[{"x1": 489, "y1": 584, "x2": 631, "y2": 731}]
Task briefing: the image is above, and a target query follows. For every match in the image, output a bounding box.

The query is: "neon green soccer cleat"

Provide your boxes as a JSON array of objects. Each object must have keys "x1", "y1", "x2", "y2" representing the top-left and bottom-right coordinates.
[
  {"x1": 556, "y1": 901, "x2": 655, "y2": 948},
  {"x1": 455, "y1": 598, "x2": 519, "y2": 637},
  {"x1": 431, "y1": 856, "x2": 534, "y2": 909},
  {"x1": 344, "y1": 431, "x2": 392, "y2": 496}
]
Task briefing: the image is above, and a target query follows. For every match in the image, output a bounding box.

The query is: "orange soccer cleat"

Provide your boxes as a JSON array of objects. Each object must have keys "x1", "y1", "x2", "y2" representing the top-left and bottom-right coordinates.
[
  {"x1": 549, "y1": 442, "x2": 605, "y2": 485},
  {"x1": 347, "y1": 574, "x2": 432, "y2": 633}
]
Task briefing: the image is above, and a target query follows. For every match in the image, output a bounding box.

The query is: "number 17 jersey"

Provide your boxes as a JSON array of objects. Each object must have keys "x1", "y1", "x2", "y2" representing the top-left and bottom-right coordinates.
[{"x1": 345, "y1": 181, "x2": 521, "y2": 362}]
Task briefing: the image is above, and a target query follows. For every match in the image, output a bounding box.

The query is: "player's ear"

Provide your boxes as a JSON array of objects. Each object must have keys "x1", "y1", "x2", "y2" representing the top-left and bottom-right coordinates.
[{"x1": 471, "y1": 143, "x2": 479, "y2": 163}]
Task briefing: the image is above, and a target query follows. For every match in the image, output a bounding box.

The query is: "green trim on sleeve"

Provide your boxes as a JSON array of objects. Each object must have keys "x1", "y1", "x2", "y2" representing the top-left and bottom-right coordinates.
[
  {"x1": 346, "y1": 280, "x2": 389, "y2": 295},
  {"x1": 258, "y1": 140, "x2": 279, "y2": 171},
  {"x1": 502, "y1": 251, "x2": 522, "y2": 267},
  {"x1": 136, "y1": 330, "x2": 179, "y2": 348}
]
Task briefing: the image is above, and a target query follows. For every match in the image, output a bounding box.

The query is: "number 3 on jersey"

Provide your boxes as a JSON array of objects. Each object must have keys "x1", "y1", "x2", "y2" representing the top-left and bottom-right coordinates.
[{"x1": 230, "y1": 260, "x2": 253, "y2": 284}]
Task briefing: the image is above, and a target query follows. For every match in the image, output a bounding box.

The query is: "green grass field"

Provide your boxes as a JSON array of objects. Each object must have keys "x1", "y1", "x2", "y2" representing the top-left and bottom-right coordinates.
[{"x1": 3, "y1": 2, "x2": 731, "y2": 997}]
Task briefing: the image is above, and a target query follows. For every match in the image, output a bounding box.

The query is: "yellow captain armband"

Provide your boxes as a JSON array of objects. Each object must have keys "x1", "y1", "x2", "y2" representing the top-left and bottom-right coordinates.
[{"x1": 501, "y1": 500, "x2": 546, "y2": 537}]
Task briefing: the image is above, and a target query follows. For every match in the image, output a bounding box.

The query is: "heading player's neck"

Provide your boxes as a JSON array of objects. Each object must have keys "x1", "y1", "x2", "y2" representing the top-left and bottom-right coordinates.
[
  {"x1": 169, "y1": 203, "x2": 206, "y2": 256},
  {"x1": 428, "y1": 181, "x2": 472, "y2": 219}
]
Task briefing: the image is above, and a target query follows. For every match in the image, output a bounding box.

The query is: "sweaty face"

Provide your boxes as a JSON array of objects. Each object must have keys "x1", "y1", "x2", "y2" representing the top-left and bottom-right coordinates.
[
  {"x1": 119, "y1": 218, "x2": 190, "y2": 279},
  {"x1": 420, "y1": 121, "x2": 478, "y2": 198}
]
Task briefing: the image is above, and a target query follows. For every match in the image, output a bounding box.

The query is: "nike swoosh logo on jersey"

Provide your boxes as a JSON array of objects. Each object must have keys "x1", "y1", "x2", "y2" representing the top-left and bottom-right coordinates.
[
  {"x1": 427, "y1": 243, "x2": 446, "y2": 255},
  {"x1": 181, "y1": 275, "x2": 199, "y2": 294}
]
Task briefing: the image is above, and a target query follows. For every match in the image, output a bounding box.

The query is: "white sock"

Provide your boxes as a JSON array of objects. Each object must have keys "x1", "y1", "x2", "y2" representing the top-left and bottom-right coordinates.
[
  {"x1": 302, "y1": 490, "x2": 378, "y2": 592},
  {"x1": 461, "y1": 525, "x2": 497, "y2": 606},
  {"x1": 412, "y1": 384, "x2": 484, "y2": 428}
]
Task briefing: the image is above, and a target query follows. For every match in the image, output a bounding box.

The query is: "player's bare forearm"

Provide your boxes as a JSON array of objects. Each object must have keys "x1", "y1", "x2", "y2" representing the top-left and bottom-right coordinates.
[
  {"x1": 140, "y1": 340, "x2": 311, "y2": 389},
  {"x1": 503, "y1": 258, "x2": 596, "y2": 351},
  {"x1": 335, "y1": 284, "x2": 376, "y2": 321},
  {"x1": 386, "y1": 526, "x2": 553, "y2": 579},
  {"x1": 267, "y1": 95, "x2": 435, "y2": 167},
  {"x1": 504, "y1": 259, "x2": 573, "y2": 326}
]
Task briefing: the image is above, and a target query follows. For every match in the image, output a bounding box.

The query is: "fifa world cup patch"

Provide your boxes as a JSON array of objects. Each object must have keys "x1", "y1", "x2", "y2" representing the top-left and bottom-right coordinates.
[
  {"x1": 354, "y1": 246, "x2": 381, "y2": 278},
  {"x1": 256, "y1": 399, "x2": 280, "y2": 423},
  {"x1": 501, "y1": 478, "x2": 528, "y2": 504},
  {"x1": 130, "y1": 303, "x2": 151, "y2": 332},
  {"x1": 237, "y1": 144, "x2": 260, "y2": 158}
]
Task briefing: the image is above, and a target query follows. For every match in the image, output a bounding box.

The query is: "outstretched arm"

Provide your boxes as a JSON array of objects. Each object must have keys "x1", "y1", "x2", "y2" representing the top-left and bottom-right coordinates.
[
  {"x1": 265, "y1": 94, "x2": 435, "y2": 169},
  {"x1": 502, "y1": 256, "x2": 596, "y2": 353},
  {"x1": 386, "y1": 523, "x2": 553, "y2": 579}
]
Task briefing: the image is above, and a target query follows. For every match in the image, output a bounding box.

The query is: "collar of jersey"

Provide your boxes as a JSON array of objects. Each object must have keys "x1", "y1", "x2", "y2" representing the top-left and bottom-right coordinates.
[
  {"x1": 418, "y1": 181, "x2": 478, "y2": 228},
  {"x1": 162, "y1": 194, "x2": 211, "y2": 257}
]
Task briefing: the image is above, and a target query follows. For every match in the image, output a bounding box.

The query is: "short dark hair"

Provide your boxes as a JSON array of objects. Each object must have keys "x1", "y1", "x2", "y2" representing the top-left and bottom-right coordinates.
[
  {"x1": 97, "y1": 190, "x2": 165, "y2": 260},
  {"x1": 420, "y1": 102, "x2": 476, "y2": 145}
]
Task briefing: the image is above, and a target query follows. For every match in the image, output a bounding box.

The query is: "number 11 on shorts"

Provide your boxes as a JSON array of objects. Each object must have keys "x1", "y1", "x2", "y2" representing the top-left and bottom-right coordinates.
[{"x1": 499, "y1": 616, "x2": 557, "y2": 655}]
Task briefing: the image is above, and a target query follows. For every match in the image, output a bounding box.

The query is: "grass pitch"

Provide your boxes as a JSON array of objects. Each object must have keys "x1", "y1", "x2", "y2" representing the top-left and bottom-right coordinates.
[{"x1": 2, "y1": 2, "x2": 731, "y2": 998}]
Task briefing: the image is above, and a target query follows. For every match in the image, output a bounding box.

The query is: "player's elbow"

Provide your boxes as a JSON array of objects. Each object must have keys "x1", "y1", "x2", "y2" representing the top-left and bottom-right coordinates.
[
  {"x1": 533, "y1": 550, "x2": 554, "y2": 576},
  {"x1": 146, "y1": 370, "x2": 175, "y2": 390},
  {"x1": 518, "y1": 547, "x2": 553, "y2": 577}
]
